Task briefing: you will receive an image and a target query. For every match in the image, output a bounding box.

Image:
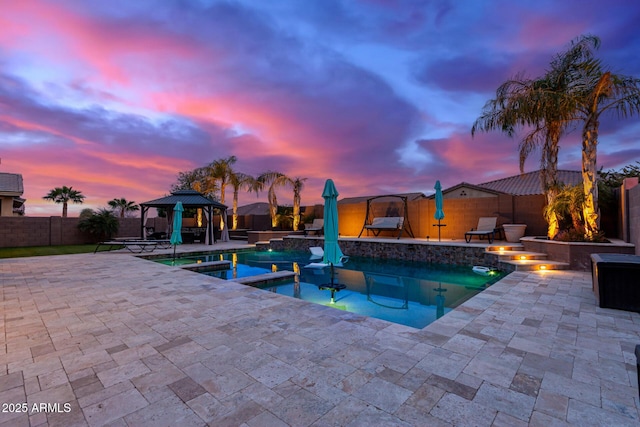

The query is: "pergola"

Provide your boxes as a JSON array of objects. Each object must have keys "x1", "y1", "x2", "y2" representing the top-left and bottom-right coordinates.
[{"x1": 140, "y1": 190, "x2": 228, "y2": 245}]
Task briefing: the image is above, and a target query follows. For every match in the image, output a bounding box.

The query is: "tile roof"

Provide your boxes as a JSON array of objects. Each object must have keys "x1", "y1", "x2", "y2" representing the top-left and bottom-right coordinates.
[
  {"x1": 141, "y1": 190, "x2": 227, "y2": 210},
  {"x1": 477, "y1": 170, "x2": 582, "y2": 195},
  {"x1": 438, "y1": 182, "x2": 506, "y2": 197},
  {"x1": 235, "y1": 202, "x2": 270, "y2": 215},
  {"x1": 0, "y1": 173, "x2": 24, "y2": 195}
]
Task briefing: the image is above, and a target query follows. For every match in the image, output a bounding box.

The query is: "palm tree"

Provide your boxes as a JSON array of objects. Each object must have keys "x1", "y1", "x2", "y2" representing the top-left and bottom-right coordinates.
[
  {"x1": 473, "y1": 35, "x2": 640, "y2": 240},
  {"x1": 78, "y1": 208, "x2": 120, "y2": 240},
  {"x1": 229, "y1": 172, "x2": 263, "y2": 230},
  {"x1": 108, "y1": 198, "x2": 139, "y2": 218},
  {"x1": 43, "y1": 186, "x2": 85, "y2": 217},
  {"x1": 258, "y1": 172, "x2": 307, "y2": 230},
  {"x1": 472, "y1": 75, "x2": 567, "y2": 239},
  {"x1": 544, "y1": 184, "x2": 585, "y2": 240},
  {"x1": 548, "y1": 35, "x2": 640, "y2": 238},
  {"x1": 258, "y1": 171, "x2": 289, "y2": 229},
  {"x1": 472, "y1": 36, "x2": 598, "y2": 239},
  {"x1": 210, "y1": 156, "x2": 237, "y2": 230},
  {"x1": 290, "y1": 177, "x2": 307, "y2": 231},
  {"x1": 573, "y1": 73, "x2": 640, "y2": 238}
]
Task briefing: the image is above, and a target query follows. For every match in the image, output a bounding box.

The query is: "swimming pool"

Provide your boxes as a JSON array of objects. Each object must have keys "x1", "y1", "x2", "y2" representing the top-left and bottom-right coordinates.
[{"x1": 154, "y1": 250, "x2": 505, "y2": 329}]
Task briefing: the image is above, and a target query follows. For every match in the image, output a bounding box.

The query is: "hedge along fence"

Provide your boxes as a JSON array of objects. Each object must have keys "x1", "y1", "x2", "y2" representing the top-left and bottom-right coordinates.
[{"x1": 0, "y1": 217, "x2": 141, "y2": 248}]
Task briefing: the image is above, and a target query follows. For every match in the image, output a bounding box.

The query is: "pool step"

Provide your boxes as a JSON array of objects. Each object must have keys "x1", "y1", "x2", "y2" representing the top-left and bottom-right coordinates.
[
  {"x1": 180, "y1": 260, "x2": 231, "y2": 272},
  {"x1": 485, "y1": 245, "x2": 570, "y2": 272},
  {"x1": 234, "y1": 270, "x2": 297, "y2": 286},
  {"x1": 499, "y1": 259, "x2": 570, "y2": 271},
  {"x1": 485, "y1": 244, "x2": 524, "y2": 252},
  {"x1": 492, "y1": 250, "x2": 549, "y2": 261}
]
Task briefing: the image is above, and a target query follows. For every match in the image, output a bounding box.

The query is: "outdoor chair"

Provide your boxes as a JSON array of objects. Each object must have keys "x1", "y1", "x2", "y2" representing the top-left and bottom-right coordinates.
[
  {"x1": 305, "y1": 246, "x2": 349, "y2": 267},
  {"x1": 464, "y1": 217, "x2": 498, "y2": 243},
  {"x1": 309, "y1": 246, "x2": 324, "y2": 260},
  {"x1": 94, "y1": 240, "x2": 159, "y2": 253},
  {"x1": 360, "y1": 216, "x2": 405, "y2": 239},
  {"x1": 304, "y1": 219, "x2": 324, "y2": 236}
]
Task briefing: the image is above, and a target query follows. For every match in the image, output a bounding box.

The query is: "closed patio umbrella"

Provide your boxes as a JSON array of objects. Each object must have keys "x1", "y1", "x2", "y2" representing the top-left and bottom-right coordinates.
[
  {"x1": 322, "y1": 179, "x2": 344, "y2": 266},
  {"x1": 170, "y1": 202, "x2": 183, "y2": 261},
  {"x1": 434, "y1": 180, "x2": 445, "y2": 241}
]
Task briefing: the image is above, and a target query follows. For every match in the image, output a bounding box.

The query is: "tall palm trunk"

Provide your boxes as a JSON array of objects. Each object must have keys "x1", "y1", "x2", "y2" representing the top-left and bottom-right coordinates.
[
  {"x1": 542, "y1": 126, "x2": 561, "y2": 239},
  {"x1": 219, "y1": 183, "x2": 227, "y2": 231},
  {"x1": 545, "y1": 188, "x2": 560, "y2": 238},
  {"x1": 292, "y1": 192, "x2": 301, "y2": 231},
  {"x1": 581, "y1": 115, "x2": 599, "y2": 238},
  {"x1": 269, "y1": 190, "x2": 278, "y2": 228},
  {"x1": 232, "y1": 189, "x2": 239, "y2": 230},
  {"x1": 580, "y1": 72, "x2": 610, "y2": 239},
  {"x1": 62, "y1": 202, "x2": 68, "y2": 218}
]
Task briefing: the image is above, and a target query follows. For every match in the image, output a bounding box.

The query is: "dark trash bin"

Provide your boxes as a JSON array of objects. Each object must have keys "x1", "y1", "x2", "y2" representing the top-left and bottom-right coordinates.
[{"x1": 591, "y1": 253, "x2": 640, "y2": 312}]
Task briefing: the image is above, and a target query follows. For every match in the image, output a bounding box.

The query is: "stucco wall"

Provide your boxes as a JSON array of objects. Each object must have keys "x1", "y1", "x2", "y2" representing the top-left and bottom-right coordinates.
[{"x1": 336, "y1": 194, "x2": 547, "y2": 241}]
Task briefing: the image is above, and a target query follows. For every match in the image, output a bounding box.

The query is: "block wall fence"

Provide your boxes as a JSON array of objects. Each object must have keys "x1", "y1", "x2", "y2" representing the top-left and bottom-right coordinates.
[
  {"x1": 629, "y1": 184, "x2": 640, "y2": 254},
  {"x1": 1, "y1": 187, "x2": 638, "y2": 254},
  {"x1": 0, "y1": 217, "x2": 140, "y2": 248}
]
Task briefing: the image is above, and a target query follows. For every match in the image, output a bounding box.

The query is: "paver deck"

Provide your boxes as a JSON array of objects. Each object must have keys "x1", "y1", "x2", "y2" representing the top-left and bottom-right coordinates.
[{"x1": 1, "y1": 244, "x2": 639, "y2": 426}]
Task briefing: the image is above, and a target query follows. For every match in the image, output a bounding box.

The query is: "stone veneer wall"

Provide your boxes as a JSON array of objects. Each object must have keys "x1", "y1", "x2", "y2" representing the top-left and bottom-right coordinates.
[{"x1": 266, "y1": 236, "x2": 500, "y2": 268}]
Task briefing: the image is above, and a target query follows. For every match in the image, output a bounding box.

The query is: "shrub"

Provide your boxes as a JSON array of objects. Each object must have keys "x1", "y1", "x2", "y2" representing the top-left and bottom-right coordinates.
[{"x1": 78, "y1": 208, "x2": 119, "y2": 240}]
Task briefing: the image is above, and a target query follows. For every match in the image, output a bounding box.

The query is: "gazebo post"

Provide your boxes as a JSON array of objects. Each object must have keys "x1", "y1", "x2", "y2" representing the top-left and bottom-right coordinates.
[
  {"x1": 140, "y1": 206, "x2": 148, "y2": 240},
  {"x1": 208, "y1": 206, "x2": 214, "y2": 245}
]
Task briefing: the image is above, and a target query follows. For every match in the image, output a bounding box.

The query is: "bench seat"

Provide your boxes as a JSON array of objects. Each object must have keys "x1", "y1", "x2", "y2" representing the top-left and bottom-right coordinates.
[{"x1": 360, "y1": 217, "x2": 405, "y2": 239}]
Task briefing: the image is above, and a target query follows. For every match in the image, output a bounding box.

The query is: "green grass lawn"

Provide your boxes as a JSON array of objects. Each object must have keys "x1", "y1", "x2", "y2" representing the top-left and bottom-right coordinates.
[{"x1": 0, "y1": 244, "x2": 112, "y2": 258}]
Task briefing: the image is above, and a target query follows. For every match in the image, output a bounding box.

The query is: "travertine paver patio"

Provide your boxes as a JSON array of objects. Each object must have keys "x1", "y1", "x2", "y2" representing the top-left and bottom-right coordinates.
[{"x1": 1, "y1": 245, "x2": 639, "y2": 426}]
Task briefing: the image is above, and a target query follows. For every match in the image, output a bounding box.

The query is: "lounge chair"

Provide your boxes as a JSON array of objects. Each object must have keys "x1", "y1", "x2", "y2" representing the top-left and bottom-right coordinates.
[
  {"x1": 464, "y1": 217, "x2": 498, "y2": 243},
  {"x1": 119, "y1": 238, "x2": 172, "y2": 249},
  {"x1": 305, "y1": 247, "x2": 349, "y2": 268},
  {"x1": 309, "y1": 246, "x2": 324, "y2": 260},
  {"x1": 304, "y1": 219, "x2": 324, "y2": 236},
  {"x1": 94, "y1": 240, "x2": 160, "y2": 253}
]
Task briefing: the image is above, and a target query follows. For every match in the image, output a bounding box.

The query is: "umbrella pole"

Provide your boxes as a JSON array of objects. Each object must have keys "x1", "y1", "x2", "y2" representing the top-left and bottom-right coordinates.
[
  {"x1": 438, "y1": 219, "x2": 441, "y2": 242},
  {"x1": 330, "y1": 263, "x2": 334, "y2": 285}
]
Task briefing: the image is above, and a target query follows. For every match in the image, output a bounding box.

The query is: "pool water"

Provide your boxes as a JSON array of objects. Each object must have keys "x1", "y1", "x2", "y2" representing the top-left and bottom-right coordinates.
[{"x1": 154, "y1": 250, "x2": 505, "y2": 329}]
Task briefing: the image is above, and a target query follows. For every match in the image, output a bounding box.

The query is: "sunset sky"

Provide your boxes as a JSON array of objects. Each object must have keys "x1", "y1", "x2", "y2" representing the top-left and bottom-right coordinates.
[{"x1": 1, "y1": 0, "x2": 639, "y2": 216}]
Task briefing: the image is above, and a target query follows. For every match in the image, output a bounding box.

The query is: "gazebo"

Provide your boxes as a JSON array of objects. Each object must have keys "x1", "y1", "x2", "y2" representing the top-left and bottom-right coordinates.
[{"x1": 140, "y1": 190, "x2": 228, "y2": 245}]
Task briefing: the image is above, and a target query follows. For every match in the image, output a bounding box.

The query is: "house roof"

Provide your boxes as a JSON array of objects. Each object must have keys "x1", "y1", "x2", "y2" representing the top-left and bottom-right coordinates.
[
  {"x1": 0, "y1": 173, "x2": 24, "y2": 196},
  {"x1": 339, "y1": 192, "x2": 427, "y2": 205},
  {"x1": 476, "y1": 170, "x2": 582, "y2": 196},
  {"x1": 436, "y1": 182, "x2": 506, "y2": 198},
  {"x1": 236, "y1": 202, "x2": 270, "y2": 216},
  {"x1": 141, "y1": 190, "x2": 227, "y2": 210}
]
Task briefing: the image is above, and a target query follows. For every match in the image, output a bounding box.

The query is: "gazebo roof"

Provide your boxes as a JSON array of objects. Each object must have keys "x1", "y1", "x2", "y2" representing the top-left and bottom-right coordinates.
[{"x1": 141, "y1": 190, "x2": 227, "y2": 210}]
